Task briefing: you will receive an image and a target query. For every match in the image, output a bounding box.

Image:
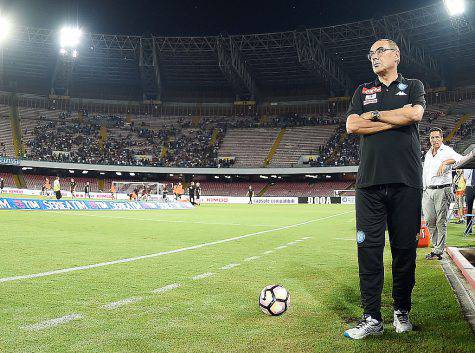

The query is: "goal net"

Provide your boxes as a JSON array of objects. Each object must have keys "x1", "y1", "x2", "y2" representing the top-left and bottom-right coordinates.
[{"x1": 111, "y1": 181, "x2": 165, "y2": 201}]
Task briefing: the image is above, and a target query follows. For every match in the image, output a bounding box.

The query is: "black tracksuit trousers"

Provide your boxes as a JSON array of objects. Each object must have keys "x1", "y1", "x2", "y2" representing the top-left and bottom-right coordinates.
[{"x1": 355, "y1": 183, "x2": 422, "y2": 321}]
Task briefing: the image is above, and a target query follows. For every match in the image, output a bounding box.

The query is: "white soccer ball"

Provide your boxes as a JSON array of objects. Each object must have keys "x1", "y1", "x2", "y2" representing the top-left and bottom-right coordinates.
[{"x1": 259, "y1": 284, "x2": 290, "y2": 316}]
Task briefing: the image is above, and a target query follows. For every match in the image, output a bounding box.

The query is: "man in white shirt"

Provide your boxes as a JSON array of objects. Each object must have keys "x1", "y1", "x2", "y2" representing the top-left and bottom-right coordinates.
[
  {"x1": 463, "y1": 169, "x2": 475, "y2": 234},
  {"x1": 53, "y1": 176, "x2": 62, "y2": 200},
  {"x1": 422, "y1": 128, "x2": 463, "y2": 259}
]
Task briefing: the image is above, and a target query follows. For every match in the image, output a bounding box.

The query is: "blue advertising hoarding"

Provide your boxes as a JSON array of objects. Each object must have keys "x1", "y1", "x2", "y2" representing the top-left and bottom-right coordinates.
[{"x1": 0, "y1": 198, "x2": 193, "y2": 211}]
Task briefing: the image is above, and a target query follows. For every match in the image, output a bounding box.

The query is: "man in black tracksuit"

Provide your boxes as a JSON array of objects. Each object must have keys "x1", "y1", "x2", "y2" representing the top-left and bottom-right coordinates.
[
  {"x1": 343, "y1": 39, "x2": 426, "y2": 339},
  {"x1": 247, "y1": 185, "x2": 254, "y2": 204},
  {"x1": 84, "y1": 182, "x2": 91, "y2": 198},
  {"x1": 188, "y1": 181, "x2": 195, "y2": 205}
]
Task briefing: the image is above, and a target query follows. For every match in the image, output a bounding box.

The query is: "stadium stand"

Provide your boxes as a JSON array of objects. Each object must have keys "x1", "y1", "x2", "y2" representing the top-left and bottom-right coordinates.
[
  {"x1": 199, "y1": 181, "x2": 268, "y2": 197},
  {"x1": 22, "y1": 174, "x2": 103, "y2": 192},
  {"x1": 264, "y1": 181, "x2": 353, "y2": 197},
  {"x1": 269, "y1": 125, "x2": 338, "y2": 167},
  {"x1": 0, "y1": 105, "x2": 14, "y2": 157},
  {"x1": 218, "y1": 128, "x2": 281, "y2": 167},
  {"x1": 0, "y1": 172, "x2": 16, "y2": 188},
  {"x1": 0, "y1": 172, "x2": 357, "y2": 197}
]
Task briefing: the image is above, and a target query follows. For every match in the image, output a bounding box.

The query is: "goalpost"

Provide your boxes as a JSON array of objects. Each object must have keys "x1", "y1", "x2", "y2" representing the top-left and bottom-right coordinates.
[
  {"x1": 111, "y1": 181, "x2": 165, "y2": 201},
  {"x1": 334, "y1": 189, "x2": 356, "y2": 196}
]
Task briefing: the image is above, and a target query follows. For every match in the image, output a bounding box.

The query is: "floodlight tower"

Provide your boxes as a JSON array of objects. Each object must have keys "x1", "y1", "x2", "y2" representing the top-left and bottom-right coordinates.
[
  {"x1": 0, "y1": 14, "x2": 11, "y2": 87},
  {"x1": 59, "y1": 26, "x2": 81, "y2": 58},
  {"x1": 51, "y1": 26, "x2": 82, "y2": 96}
]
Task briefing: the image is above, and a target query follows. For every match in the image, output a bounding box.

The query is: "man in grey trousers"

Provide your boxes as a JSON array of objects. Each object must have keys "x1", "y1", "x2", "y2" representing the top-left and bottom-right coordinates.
[{"x1": 422, "y1": 128, "x2": 463, "y2": 260}]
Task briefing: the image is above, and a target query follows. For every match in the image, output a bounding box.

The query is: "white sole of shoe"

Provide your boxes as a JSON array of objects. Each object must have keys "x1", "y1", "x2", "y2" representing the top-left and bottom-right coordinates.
[
  {"x1": 344, "y1": 330, "x2": 384, "y2": 339},
  {"x1": 393, "y1": 322, "x2": 412, "y2": 333}
]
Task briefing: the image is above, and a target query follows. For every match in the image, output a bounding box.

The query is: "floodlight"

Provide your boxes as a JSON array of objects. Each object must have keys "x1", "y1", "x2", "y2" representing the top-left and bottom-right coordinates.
[
  {"x1": 0, "y1": 15, "x2": 11, "y2": 42},
  {"x1": 444, "y1": 0, "x2": 466, "y2": 16},
  {"x1": 60, "y1": 26, "x2": 82, "y2": 48}
]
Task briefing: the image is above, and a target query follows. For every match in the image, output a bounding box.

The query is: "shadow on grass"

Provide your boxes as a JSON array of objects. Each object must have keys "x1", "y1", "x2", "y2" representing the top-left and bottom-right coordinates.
[{"x1": 324, "y1": 283, "x2": 361, "y2": 324}]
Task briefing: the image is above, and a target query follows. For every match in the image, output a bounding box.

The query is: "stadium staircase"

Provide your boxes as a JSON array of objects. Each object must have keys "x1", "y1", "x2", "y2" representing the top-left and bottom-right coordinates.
[
  {"x1": 8, "y1": 97, "x2": 27, "y2": 188},
  {"x1": 9, "y1": 96, "x2": 23, "y2": 158},
  {"x1": 264, "y1": 128, "x2": 286, "y2": 166},
  {"x1": 13, "y1": 174, "x2": 25, "y2": 188},
  {"x1": 161, "y1": 145, "x2": 167, "y2": 158},
  {"x1": 98, "y1": 126, "x2": 108, "y2": 150},
  {"x1": 192, "y1": 116, "x2": 201, "y2": 127},
  {"x1": 209, "y1": 127, "x2": 220, "y2": 146},
  {"x1": 98, "y1": 179, "x2": 105, "y2": 192},
  {"x1": 259, "y1": 115, "x2": 270, "y2": 125},
  {"x1": 444, "y1": 114, "x2": 470, "y2": 144},
  {"x1": 257, "y1": 183, "x2": 271, "y2": 196},
  {"x1": 0, "y1": 105, "x2": 15, "y2": 157}
]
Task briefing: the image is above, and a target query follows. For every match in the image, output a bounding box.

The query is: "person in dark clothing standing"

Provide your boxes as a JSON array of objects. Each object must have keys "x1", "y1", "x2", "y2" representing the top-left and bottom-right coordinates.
[
  {"x1": 0, "y1": 177, "x2": 4, "y2": 194},
  {"x1": 247, "y1": 185, "x2": 254, "y2": 204},
  {"x1": 70, "y1": 178, "x2": 76, "y2": 197},
  {"x1": 84, "y1": 182, "x2": 91, "y2": 198},
  {"x1": 188, "y1": 181, "x2": 195, "y2": 205},
  {"x1": 344, "y1": 39, "x2": 426, "y2": 339}
]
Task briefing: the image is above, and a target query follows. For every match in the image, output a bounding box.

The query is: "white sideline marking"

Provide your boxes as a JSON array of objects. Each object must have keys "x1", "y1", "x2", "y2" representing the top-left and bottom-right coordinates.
[
  {"x1": 53, "y1": 212, "x2": 274, "y2": 228},
  {"x1": 263, "y1": 250, "x2": 274, "y2": 255},
  {"x1": 152, "y1": 283, "x2": 181, "y2": 294},
  {"x1": 301, "y1": 237, "x2": 312, "y2": 240},
  {"x1": 102, "y1": 297, "x2": 143, "y2": 309},
  {"x1": 294, "y1": 239, "x2": 304, "y2": 243},
  {"x1": 243, "y1": 256, "x2": 260, "y2": 262},
  {"x1": 220, "y1": 263, "x2": 240, "y2": 270},
  {"x1": 22, "y1": 314, "x2": 82, "y2": 331},
  {"x1": 286, "y1": 242, "x2": 296, "y2": 245},
  {"x1": 0, "y1": 211, "x2": 352, "y2": 283},
  {"x1": 275, "y1": 245, "x2": 287, "y2": 250},
  {"x1": 192, "y1": 272, "x2": 214, "y2": 280}
]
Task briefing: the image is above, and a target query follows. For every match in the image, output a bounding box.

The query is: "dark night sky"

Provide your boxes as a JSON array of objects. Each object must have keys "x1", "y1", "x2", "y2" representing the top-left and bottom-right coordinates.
[{"x1": 1, "y1": 0, "x2": 437, "y2": 36}]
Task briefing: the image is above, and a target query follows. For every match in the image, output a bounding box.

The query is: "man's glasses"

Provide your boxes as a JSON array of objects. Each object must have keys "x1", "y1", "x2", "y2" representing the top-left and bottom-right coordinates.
[{"x1": 367, "y1": 47, "x2": 397, "y2": 61}]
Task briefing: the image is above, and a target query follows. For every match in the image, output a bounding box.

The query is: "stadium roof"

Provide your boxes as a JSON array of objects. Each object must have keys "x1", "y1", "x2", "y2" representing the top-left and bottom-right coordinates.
[{"x1": 0, "y1": 2, "x2": 474, "y2": 101}]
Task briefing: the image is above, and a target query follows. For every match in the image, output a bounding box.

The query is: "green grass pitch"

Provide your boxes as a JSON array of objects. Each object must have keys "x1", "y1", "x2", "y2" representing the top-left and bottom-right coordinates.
[{"x1": 0, "y1": 203, "x2": 473, "y2": 352}]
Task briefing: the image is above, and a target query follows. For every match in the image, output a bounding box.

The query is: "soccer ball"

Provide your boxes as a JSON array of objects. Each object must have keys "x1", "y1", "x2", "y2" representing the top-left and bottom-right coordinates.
[{"x1": 259, "y1": 284, "x2": 290, "y2": 316}]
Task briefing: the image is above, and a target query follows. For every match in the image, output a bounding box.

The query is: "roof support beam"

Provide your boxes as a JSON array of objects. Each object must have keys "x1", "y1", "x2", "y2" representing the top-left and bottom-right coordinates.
[
  {"x1": 50, "y1": 56, "x2": 75, "y2": 96},
  {"x1": 373, "y1": 18, "x2": 446, "y2": 85},
  {"x1": 295, "y1": 30, "x2": 353, "y2": 96},
  {"x1": 138, "y1": 38, "x2": 162, "y2": 101},
  {"x1": 216, "y1": 36, "x2": 259, "y2": 100}
]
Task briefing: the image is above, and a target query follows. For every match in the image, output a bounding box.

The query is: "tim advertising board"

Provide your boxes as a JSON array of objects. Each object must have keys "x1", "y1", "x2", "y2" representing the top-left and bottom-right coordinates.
[{"x1": 0, "y1": 198, "x2": 193, "y2": 211}]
